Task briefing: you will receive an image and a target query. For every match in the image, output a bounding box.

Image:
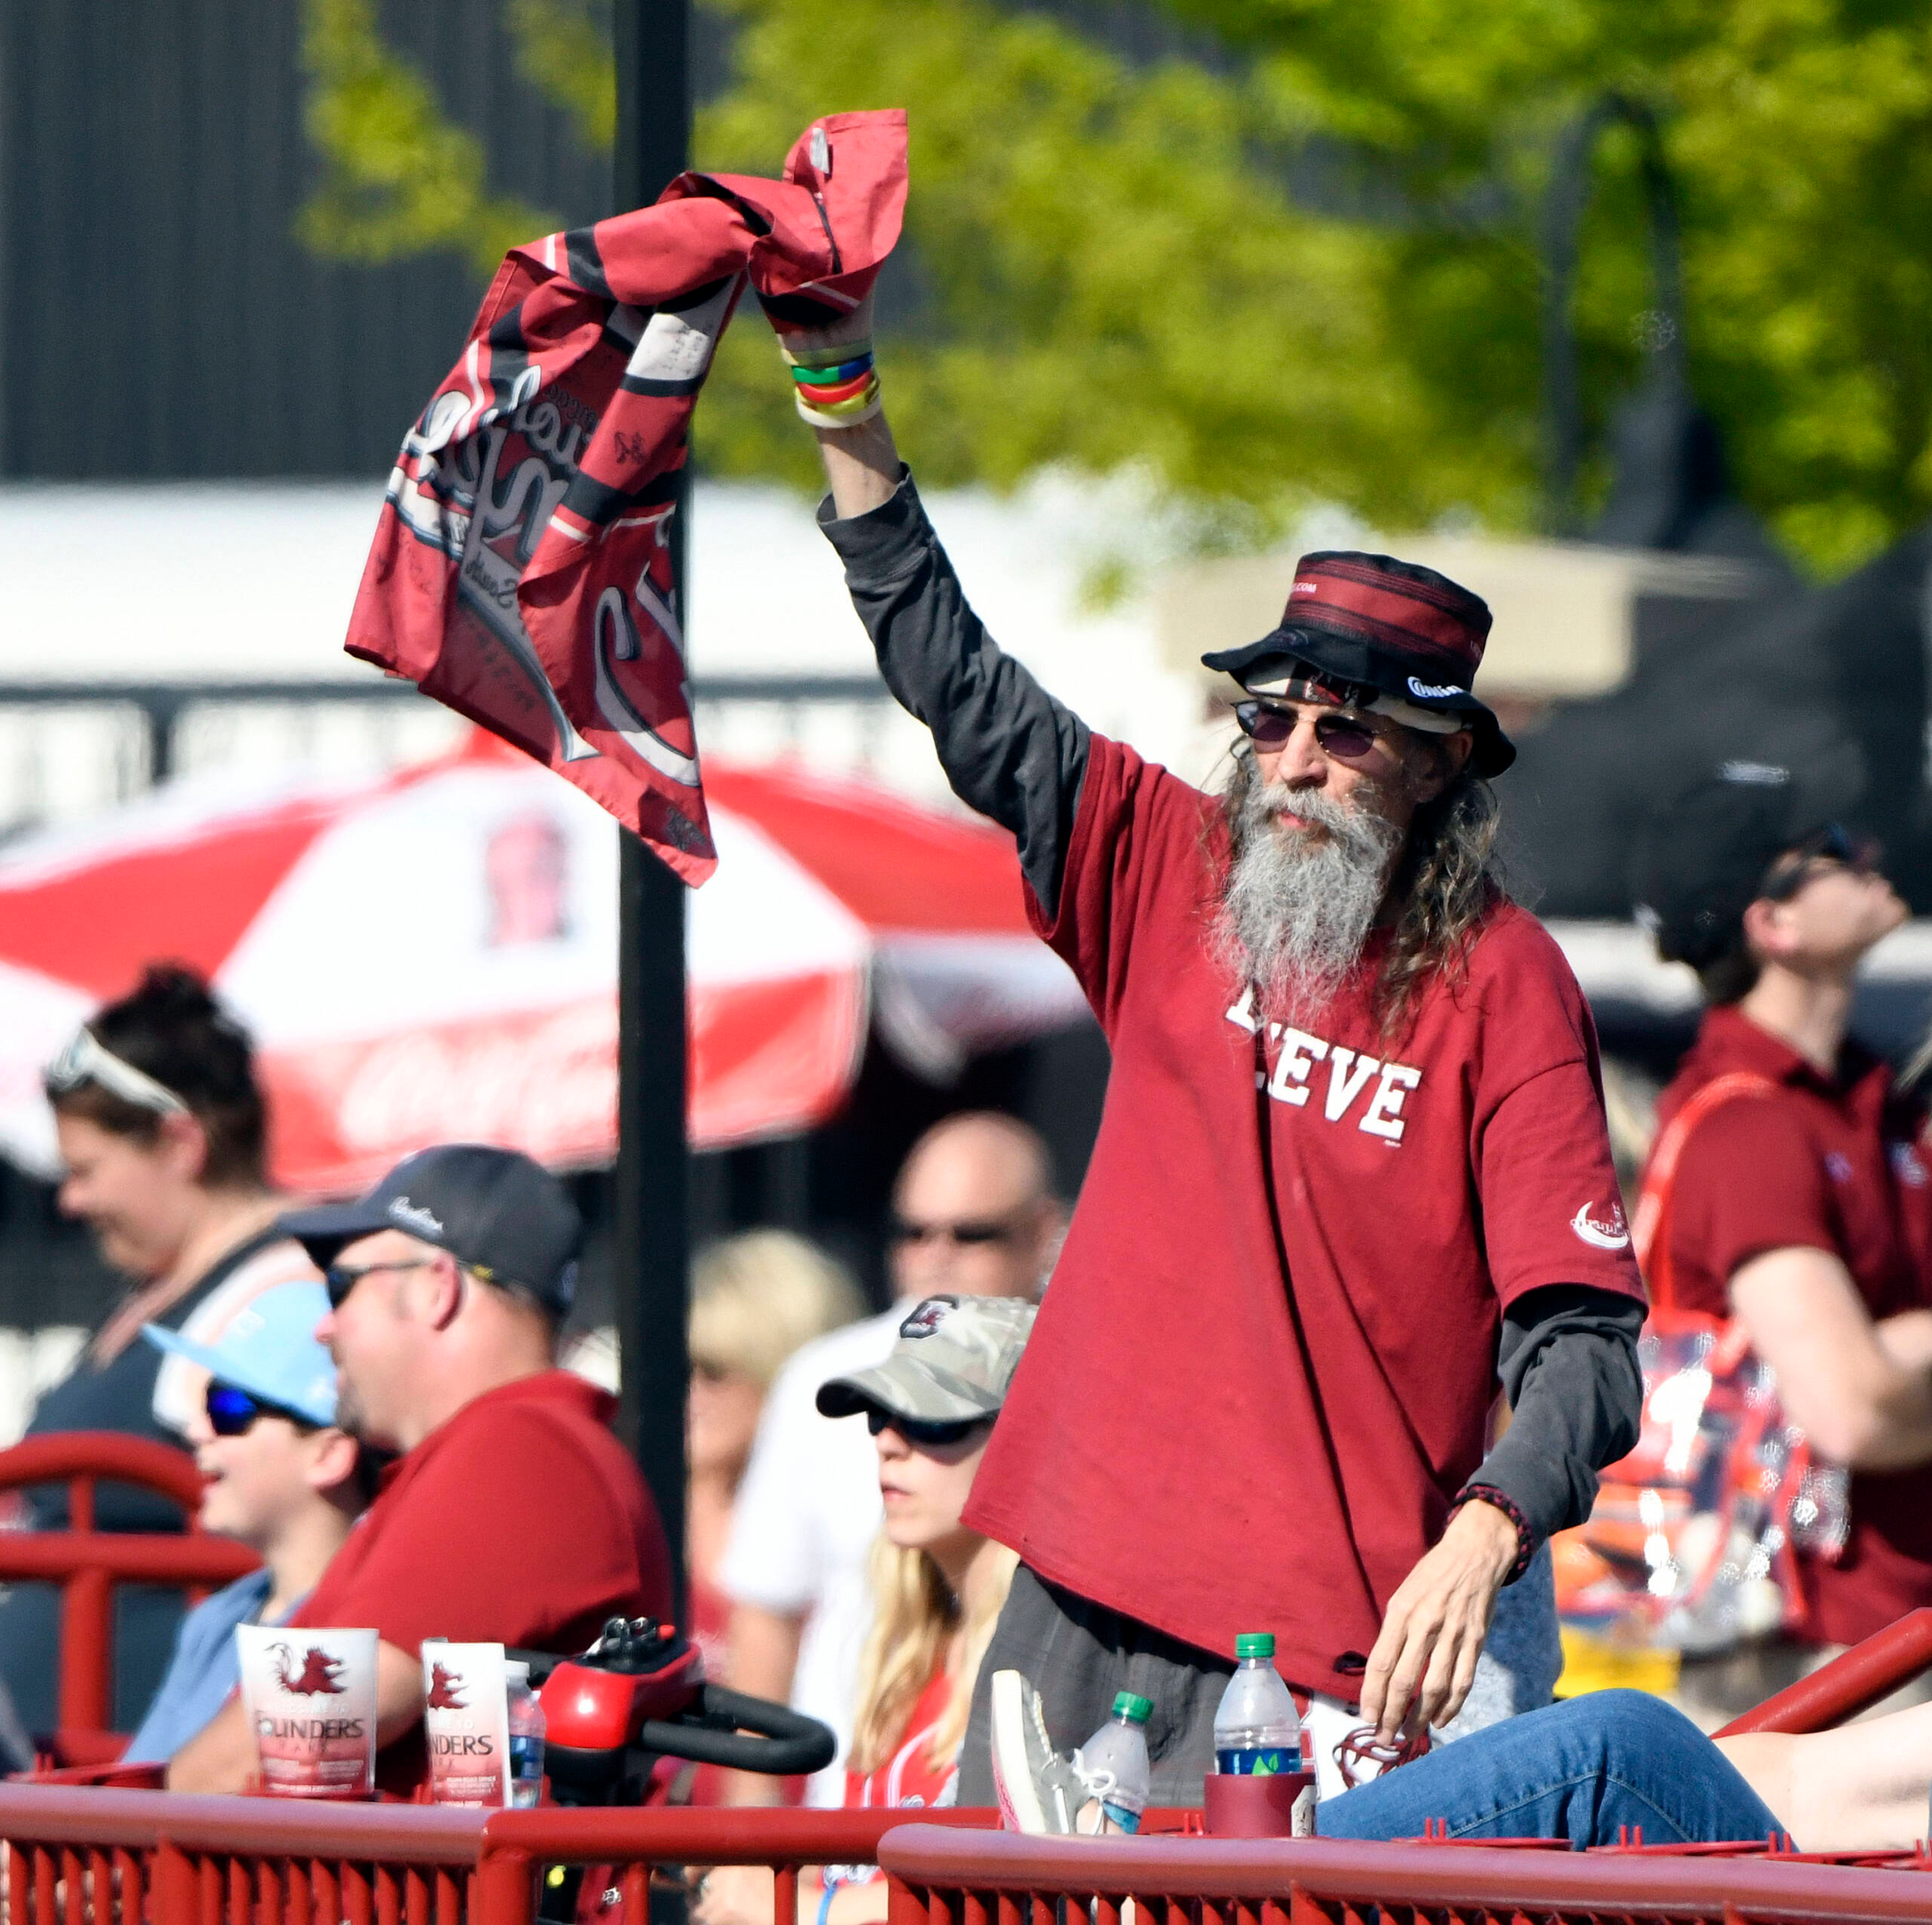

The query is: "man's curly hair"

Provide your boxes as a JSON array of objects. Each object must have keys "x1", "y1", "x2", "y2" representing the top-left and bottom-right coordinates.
[{"x1": 1375, "y1": 766, "x2": 1509, "y2": 1034}]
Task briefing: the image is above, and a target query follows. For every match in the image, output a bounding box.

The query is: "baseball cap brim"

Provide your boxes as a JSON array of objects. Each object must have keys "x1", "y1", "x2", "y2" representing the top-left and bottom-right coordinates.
[
  {"x1": 816, "y1": 1357, "x2": 1002, "y2": 1426},
  {"x1": 140, "y1": 1324, "x2": 338, "y2": 1429},
  {"x1": 276, "y1": 1200, "x2": 408, "y2": 1274}
]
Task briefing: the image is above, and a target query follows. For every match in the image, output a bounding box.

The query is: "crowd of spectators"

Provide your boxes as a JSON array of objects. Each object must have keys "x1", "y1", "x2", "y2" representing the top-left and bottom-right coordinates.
[
  {"x1": 3, "y1": 963, "x2": 1075, "y2": 1807},
  {"x1": 15, "y1": 743, "x2": 1932, "y2": 1854}
]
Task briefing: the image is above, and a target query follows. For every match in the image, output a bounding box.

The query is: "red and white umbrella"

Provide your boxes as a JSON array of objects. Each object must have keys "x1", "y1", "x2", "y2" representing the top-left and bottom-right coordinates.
[{"x1": 0, "y1": 735, "x2": 1085, "y2": 1193}]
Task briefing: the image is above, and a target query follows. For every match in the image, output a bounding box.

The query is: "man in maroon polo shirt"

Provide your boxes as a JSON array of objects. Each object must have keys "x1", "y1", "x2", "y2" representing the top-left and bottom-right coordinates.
[
  {"x1": 168, "y1": 1144, "x2": 671, "y2": 1793},
  {"x1": 1634, "y1": 769, "x2": 1932, "y2": 1724},
  {"x1": 772, "y1": 292, "x2": 1648, "y2": 1805}
]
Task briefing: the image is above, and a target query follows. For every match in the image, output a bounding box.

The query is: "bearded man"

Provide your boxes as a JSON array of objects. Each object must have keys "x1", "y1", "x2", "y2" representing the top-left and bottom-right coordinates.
[{"x1": 782, "y1": 299, "x2": 1645, "y2": 1805}]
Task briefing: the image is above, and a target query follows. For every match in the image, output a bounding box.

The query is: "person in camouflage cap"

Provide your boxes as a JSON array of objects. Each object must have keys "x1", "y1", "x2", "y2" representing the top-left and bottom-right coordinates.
[
  {"x1": 816, "y1": 1292, "x2": 1036, "y2": 1432},
  {"x1": 695, "y1": 1294, "x2": 1036, "y2": 1925}
]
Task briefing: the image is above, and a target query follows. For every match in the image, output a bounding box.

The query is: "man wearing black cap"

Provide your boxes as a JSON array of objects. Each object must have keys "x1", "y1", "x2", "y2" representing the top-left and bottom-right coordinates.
[
  {"x1": 773, "y1": 295, "x2": 1646, "y2": 1800},
  {"x1": 168, "y1": 1143, "x2": 671, "y2": 1794},
  {"x1": 1634, "y1": 767, "x2": 1932, "y2": 1721}
]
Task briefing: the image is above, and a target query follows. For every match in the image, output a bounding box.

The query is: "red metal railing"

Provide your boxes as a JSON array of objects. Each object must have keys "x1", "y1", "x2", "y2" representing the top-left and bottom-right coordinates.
[
  {"x1": 878, "y1": 1824, "x2": 1932, "y2": 1925},
  {"x1": 0, "y1": 1789, "x2": 1001, "y2": 1925},
  {"x1": 0, "y1": 1433, "x2": 258, "y2": 1741},
  {"x1": 1717, "y1": 1608, "x2": 1932, "y2": 1736}
]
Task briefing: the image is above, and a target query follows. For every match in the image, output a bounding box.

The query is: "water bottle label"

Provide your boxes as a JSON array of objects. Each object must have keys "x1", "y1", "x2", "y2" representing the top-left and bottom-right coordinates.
[
  {"x1": 1100, "y1": 1799, "x2": 1142, "y2": 1835},
  {"x1": 1216, "y1": 1744, "x2": 1298, "y2": 1776},
  {"x1": 509, "y1": 1735, "x2": 543, "y2": 1776}
]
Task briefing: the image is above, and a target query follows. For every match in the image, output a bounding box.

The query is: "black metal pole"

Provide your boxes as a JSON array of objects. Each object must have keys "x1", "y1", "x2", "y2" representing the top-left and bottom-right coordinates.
[
  {"x1": 1540, "y1": 94, "x2": 1687, "y2": 537},
  {"x1": 614, "y1": 0, "x2": 693, "y2": 1615}
]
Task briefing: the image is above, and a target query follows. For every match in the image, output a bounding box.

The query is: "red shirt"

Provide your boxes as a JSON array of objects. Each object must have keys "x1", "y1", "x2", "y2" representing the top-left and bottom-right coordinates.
[
  {"x1": 1650, "y1": 1005, "x2": 1932, "y2": 1643},
  {"x1": 964, "y1": 736, "x2": 1645, "y2": 1701},
  {"x1": 842, "y1": 1667, "x2": 955, "y2": 1813},
  {"x1": 293, "y1": 1370, "x2": 672, "y2": 1790}
]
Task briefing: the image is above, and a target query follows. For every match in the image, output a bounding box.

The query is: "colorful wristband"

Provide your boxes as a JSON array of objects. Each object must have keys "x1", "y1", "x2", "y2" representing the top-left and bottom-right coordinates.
[
  {"x1": 800, "y1": 389, "x2": 879, "y2": 424},
  {"x1": 1450, "y1": 1483, "x2": 1535, "y2": 1585},
  {"x1": 790, "y1": 368, "x2": 874, "y2": 407},
  {"x1": 790, "y1": 356, "x2": 873, "y2": 387},
  {"x1": 781, "y1": 337, "x2": 875, "y2": 371},
  {"x1": 796, "y1": 376, "x2": 882, "y2": 431}
]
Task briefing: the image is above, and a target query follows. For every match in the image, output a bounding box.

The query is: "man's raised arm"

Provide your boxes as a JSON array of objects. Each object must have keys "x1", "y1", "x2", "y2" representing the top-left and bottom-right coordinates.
[{"x1": 789, "y1": 303, "x2": 1090, "y2": 922}]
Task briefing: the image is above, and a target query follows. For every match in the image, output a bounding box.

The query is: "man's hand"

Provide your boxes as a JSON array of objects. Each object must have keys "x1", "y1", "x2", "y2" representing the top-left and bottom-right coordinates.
[{"x1": 1359, "y1": 1498, "x2": 1519, "y2": 1741}]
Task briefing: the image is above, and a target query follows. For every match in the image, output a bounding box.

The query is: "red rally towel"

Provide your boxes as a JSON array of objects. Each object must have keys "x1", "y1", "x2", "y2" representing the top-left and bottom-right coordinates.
[{"x1": 345, "y1": 111, "x2": 908, "y2": 884}]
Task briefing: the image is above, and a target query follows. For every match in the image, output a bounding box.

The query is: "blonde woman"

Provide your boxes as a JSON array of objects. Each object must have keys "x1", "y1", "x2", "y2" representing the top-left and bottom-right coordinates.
[
  {"x1": 686, "y1": 1233, "x2": 863, "y2": 1683},
  {"x1": 695, "y1": 1294, "x2": 1035, "y2": 1925}
]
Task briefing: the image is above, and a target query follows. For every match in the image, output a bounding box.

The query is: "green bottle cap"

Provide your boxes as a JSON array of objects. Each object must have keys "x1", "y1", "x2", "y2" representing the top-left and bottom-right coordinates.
[
  {"x1": 1234, "y1": 1632, "x2": 1276, "y2": 1659},
  {"x1": 1113, "y1": 1692, "x2": 1153, "y2": 1724}
]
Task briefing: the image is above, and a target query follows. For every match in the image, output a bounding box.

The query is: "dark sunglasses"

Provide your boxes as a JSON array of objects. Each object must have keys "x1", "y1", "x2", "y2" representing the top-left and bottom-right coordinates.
[
  {"x1": 206, "y1": 1380, "x2": 314, "y2": 1438},
  {"x1": 1233, "y1": 700, "x2": 1385, "y2": 764},
  {"x1": 865, "y1": 1406, "x2": 989, "y2": 1448},
  {"x1": 324, "y1": 1256, "x2": 432, "y2": 1310},
  {"x1": 891, "y1": 1216, "x2": 1023, "y2": 1249},
  {"x1": 1759, "y1": 823, "x2": 1879, "y2": 902}
]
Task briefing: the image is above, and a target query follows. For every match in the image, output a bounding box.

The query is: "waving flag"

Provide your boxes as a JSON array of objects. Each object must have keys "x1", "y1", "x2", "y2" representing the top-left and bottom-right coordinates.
[{"x1": 346, "y1": 111, "x2": 908, "y2": 884}]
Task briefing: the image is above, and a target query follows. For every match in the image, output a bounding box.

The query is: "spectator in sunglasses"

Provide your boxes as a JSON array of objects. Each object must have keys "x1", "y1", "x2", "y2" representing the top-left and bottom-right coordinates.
[
  {"x1": 6, "y1": 965, "x2": 319, "y2": 1738},
  {"x1": 720, "y1": 1113, "x2": 1062, "y2": 1806},
  {"x1": 120, "y1": 1279, "x2": 371, "y2": 1765},
  {"x1": 696, "y1": 1295, "x2": 1033, "y2": 1925},
  {"x1": 1633, "y1": 767, "x2": 1930, "y2": 1724},
  {"x1": 167, "y1": 1143, "x2": 670, "y2": 1796},
  {"x1": 784, "y1": 338, "x2": 1647, "y2": 1803}
]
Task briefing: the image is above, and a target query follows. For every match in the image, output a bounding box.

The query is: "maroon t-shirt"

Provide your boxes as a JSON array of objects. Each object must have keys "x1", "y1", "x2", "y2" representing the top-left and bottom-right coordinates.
[
  {"x1": 963, "y1": 735, "x2": 1645, "y2": 1700},
  {"x1": 293, "y1": 1369, "x2": 672, "y2": 1790},
  {"x1": 1651, "y1": 1006, "x2": 1932, "y2": 1644}
]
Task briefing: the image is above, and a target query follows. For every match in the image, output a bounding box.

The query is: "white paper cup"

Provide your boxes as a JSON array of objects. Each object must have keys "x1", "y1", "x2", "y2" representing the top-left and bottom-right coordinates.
[{"x1": 236, "y1": 1625, "x2": 380, "y2": 1798}]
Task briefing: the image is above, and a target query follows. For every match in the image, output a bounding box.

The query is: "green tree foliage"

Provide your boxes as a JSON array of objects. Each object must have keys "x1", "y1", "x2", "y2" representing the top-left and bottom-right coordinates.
[
  {"x1": 298, "y1": 0, "x2": 554, "y2": 275},
  {"x1": 293, "y1": 0, "x2": 1932, "y2": 575},
  {"x1": 695, "y1": 0, "x2": 1416, "y2": 542},
  {"x1": 1154, "y1": 0, "x2": 1932, "y2": 574}
]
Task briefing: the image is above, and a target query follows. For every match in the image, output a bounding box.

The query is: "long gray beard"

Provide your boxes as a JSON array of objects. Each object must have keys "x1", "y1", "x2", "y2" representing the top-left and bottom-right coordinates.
[{"x1": 1216, "y1": 761, "x2": 1403, "y2": 1019}]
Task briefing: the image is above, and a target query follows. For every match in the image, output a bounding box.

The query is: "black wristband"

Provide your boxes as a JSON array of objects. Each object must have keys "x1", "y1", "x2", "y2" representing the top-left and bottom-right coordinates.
[{"x1": 1450, "y1": 1483, "x2": 1535, "y2": 1585}]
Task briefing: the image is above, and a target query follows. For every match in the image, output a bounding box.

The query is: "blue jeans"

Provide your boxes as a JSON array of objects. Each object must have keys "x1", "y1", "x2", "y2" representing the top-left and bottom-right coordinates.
[{"x1": 1315, "y1": 1692, "x2": 1785, "y2": 1848}]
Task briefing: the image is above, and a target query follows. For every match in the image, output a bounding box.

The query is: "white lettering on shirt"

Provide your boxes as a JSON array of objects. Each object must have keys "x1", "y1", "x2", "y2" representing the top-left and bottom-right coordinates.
[
  {"x1": 1323, "y1": 1046, "x2": 1381, "y2": 1122},
  {"x1": 1226, "y1": 1001, "x2": 1423, "y2": 1141},
  {"x1": 1358, "y1": 1063, "x2": 1423, "y2": 1142},
  {"x1": 1268, "y1": 1028, "x2": 1328, "y2": 1106}
]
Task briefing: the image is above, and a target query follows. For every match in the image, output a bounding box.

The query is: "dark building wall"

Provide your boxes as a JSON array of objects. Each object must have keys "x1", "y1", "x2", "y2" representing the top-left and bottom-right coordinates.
[{"x1": 0, "y1": 0, "x2": 612, "y2": 478}]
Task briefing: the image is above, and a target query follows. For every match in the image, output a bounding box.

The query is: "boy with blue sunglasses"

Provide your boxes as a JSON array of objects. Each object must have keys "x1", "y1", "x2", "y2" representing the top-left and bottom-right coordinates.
[{"x1": 121, "y1": 1278, "x2": 370, "y2": 1763}]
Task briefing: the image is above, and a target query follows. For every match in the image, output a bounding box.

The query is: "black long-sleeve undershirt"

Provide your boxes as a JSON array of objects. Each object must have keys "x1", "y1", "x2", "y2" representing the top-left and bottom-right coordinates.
[{"x1": 819, "y1": 468, "x2": 1643, "y2": 1550}]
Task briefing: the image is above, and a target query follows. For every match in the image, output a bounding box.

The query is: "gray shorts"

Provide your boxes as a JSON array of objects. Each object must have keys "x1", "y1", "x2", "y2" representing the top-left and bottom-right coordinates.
[
  {"x1": 957, "y1": 1562, "x2": 1232, "y2": 1806},
  {"x1": 955, "y1": 1545, "x2": 1562, "y2": 1806}
]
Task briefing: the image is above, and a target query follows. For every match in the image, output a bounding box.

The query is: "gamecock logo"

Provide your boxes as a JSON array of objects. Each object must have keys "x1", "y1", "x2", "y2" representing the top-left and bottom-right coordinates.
[
  {"x1": 270, "y1": 1642, "x2": 348, "y2": 1696},
  {"x1": 426, "y1": 1662, "x2": 469, "y2": 1711}
]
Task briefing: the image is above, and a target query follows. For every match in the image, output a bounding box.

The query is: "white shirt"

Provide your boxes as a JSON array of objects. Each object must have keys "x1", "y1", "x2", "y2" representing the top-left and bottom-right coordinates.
[{"x1": 721, "y1": 1306, "x2": 901, "y2": 1805}]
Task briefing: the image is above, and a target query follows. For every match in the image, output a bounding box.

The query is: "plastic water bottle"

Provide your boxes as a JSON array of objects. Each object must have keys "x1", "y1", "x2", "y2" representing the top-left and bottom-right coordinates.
[
  {"x1": 505, "y1": 1660, "x2": 546, "y2": 1807},
  {"x1": 1213, "y1": 1633, "x2": 1302, "y2": 1775},
  {"x1": 1077, "y1": 1692, "x2": 1152, "y2": 1833}
]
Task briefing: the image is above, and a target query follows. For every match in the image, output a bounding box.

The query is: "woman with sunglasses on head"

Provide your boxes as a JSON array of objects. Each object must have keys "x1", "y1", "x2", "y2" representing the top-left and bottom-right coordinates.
[
  {"x1": 4, "y1": 964, "x2": 318, "y2": 1735},
  {"x1": 1633, "y1": 769, "x2": 1932, "y2": 1725},
  {"x1": 120, "y1": 1280, "x2": 372, "y2": 1765},
  {"x1": 693, "y1": 1295, "x2": 1032, "y2": 1925}
]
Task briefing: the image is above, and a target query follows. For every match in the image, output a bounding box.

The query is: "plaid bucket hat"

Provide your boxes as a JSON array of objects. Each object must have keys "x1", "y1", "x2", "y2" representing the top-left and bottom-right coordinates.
[{"x1": 1200, "y1": 549, "x2": 1514, "y2": 776}]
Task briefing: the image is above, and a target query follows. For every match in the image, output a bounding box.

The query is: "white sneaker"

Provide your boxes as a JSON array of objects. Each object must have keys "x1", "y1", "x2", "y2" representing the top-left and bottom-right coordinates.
[{"x1": 990, "y1": 1670, "x2": 1109, "y2": 1833}]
